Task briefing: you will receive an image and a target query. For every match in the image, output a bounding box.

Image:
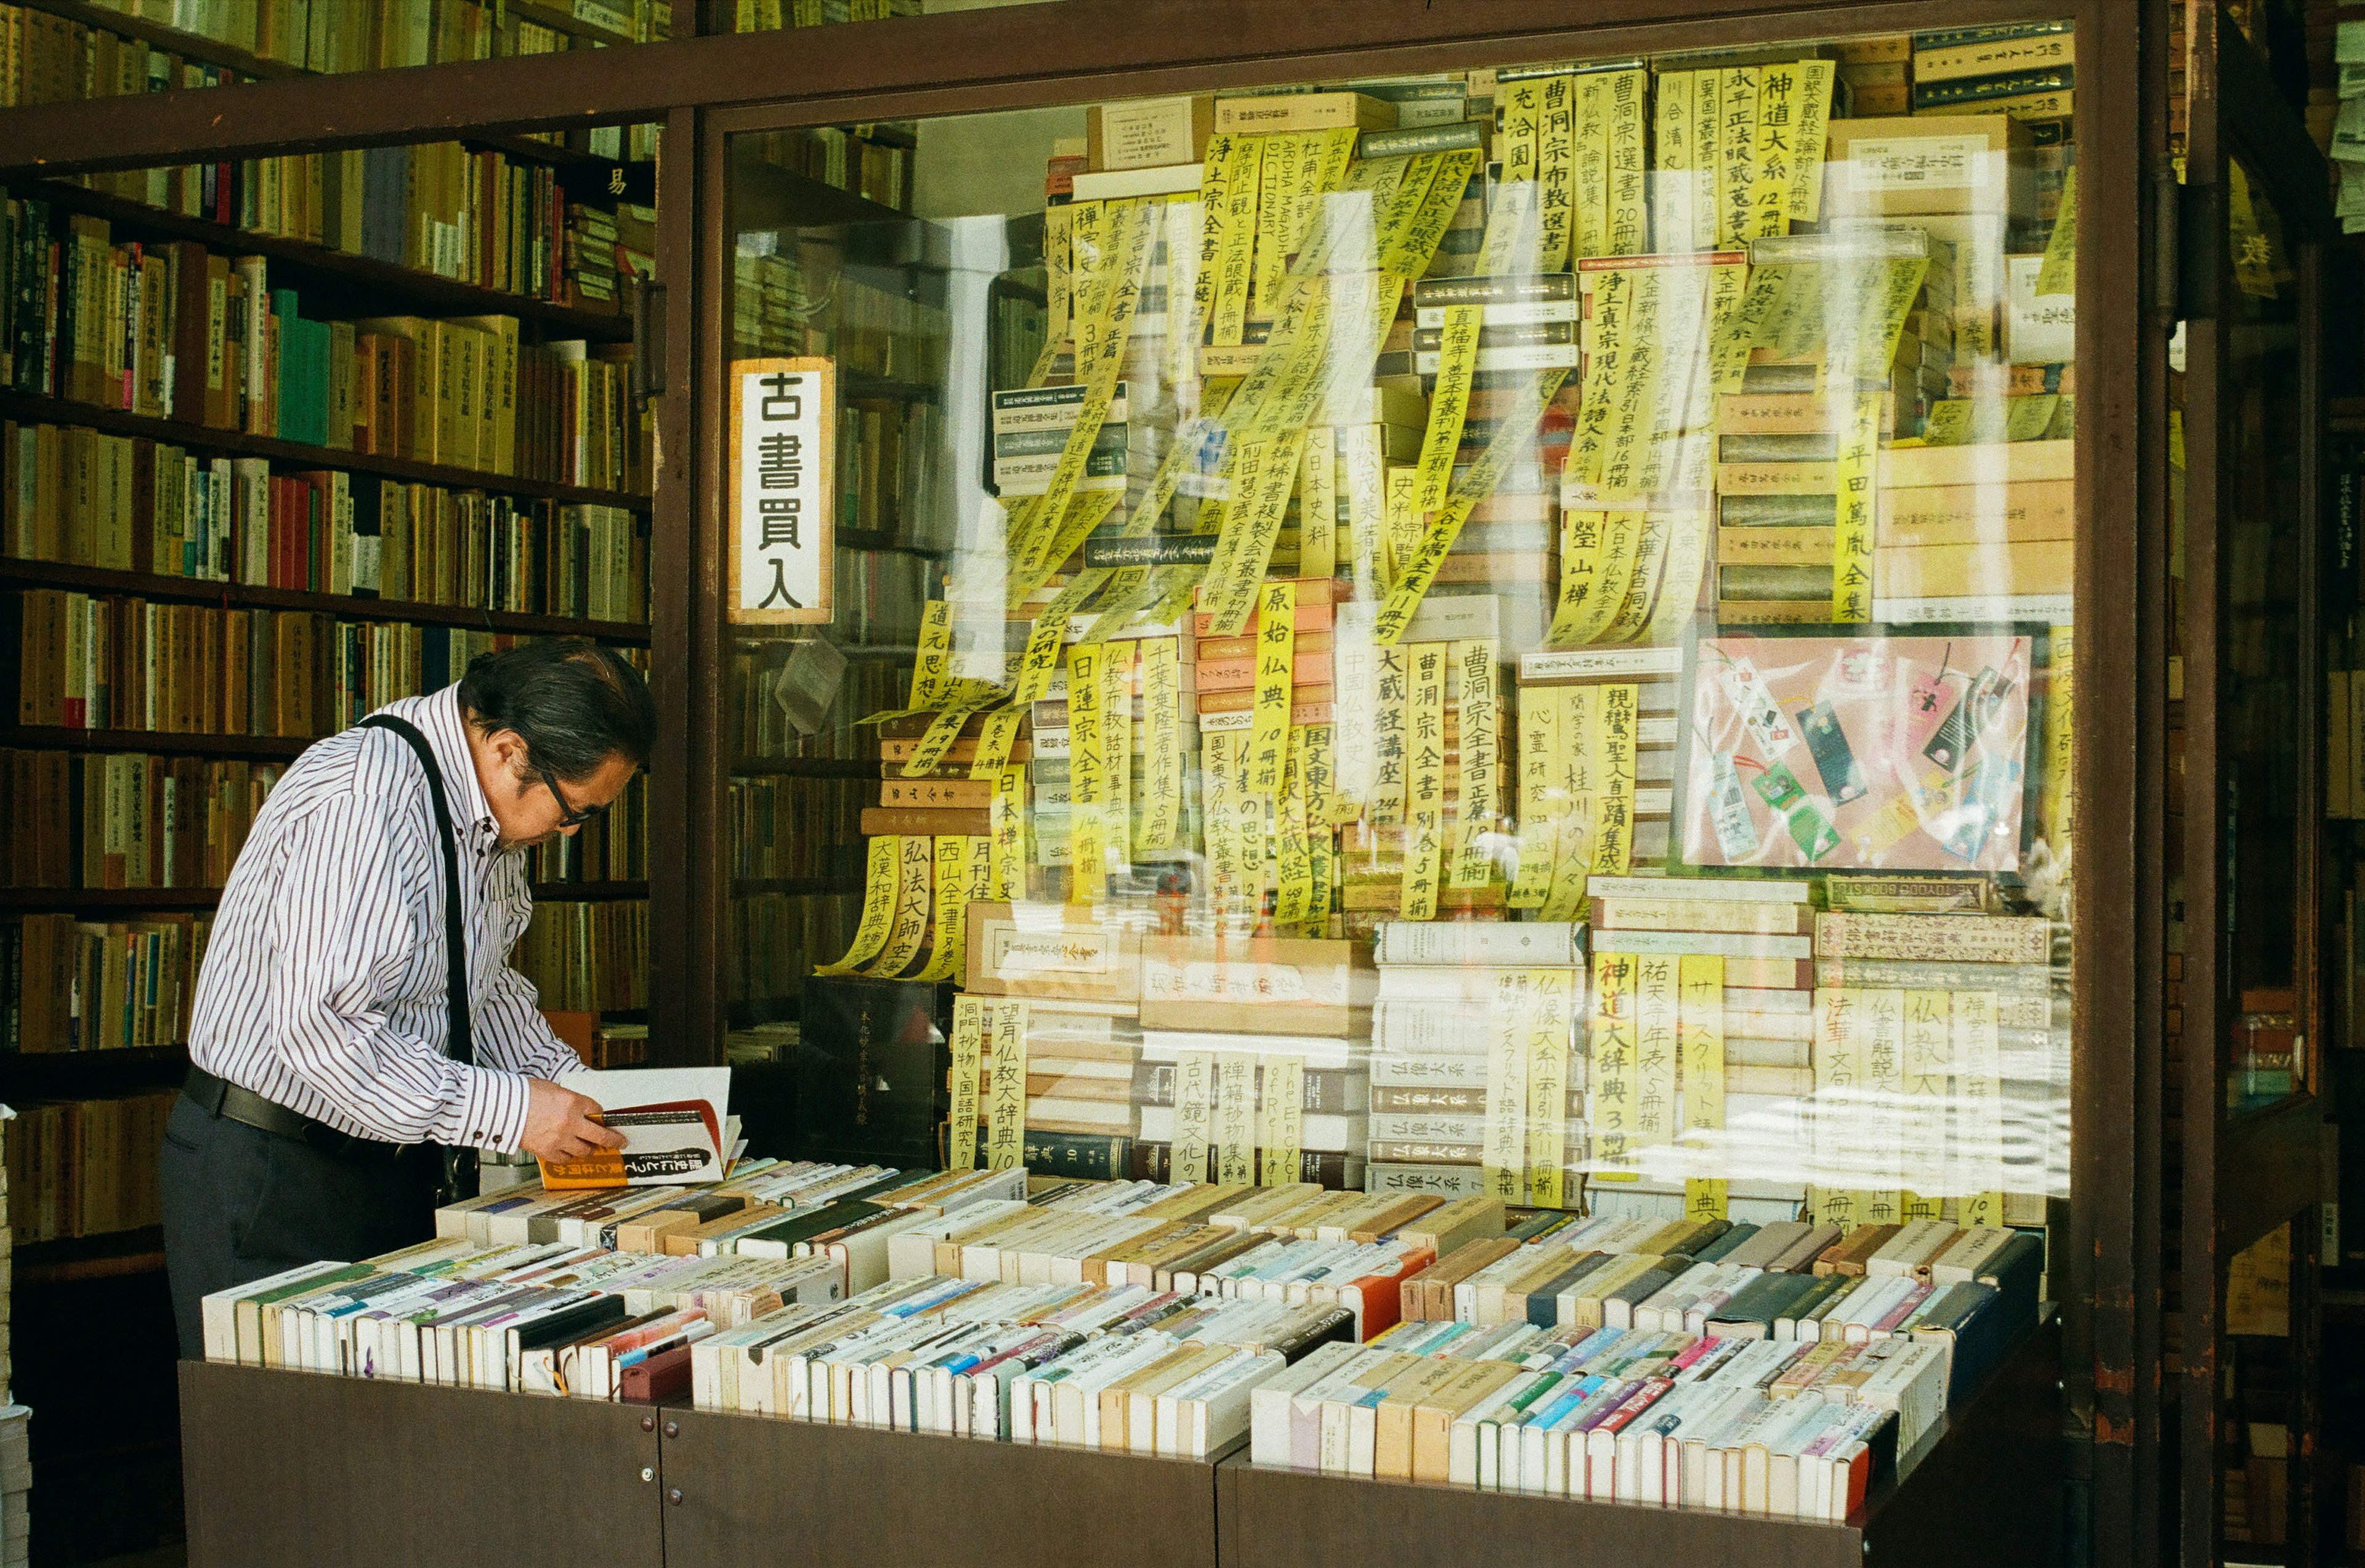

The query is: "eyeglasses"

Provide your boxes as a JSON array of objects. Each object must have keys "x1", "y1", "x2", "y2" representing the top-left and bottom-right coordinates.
[{"x1": 537, "y1": 766, "x2": 610, "y2": 828}]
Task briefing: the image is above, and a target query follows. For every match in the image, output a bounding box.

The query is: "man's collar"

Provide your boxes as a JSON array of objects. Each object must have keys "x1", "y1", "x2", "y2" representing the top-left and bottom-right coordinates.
[{"x1": 421, "y1": 685, "x2": 501, "y2": 844}]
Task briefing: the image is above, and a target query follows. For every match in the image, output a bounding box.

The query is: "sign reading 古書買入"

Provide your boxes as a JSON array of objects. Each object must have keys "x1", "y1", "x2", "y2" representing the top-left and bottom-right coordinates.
[{"x1": 730, "y1": 357, "x2": 836, "y2": 624}]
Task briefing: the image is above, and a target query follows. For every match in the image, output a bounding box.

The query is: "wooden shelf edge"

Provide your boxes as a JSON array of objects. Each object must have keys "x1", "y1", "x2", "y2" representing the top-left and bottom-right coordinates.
[
  {"x1": 27, "y1": 178, "x2": 635, "y2": 341},
  {"x1": 0, "y1": 725, "x2": 311, "y2": 758},
  {"x1": 731, "y1": 877, "x2": 865, "y2": 897},
  {"x1": 0, "y1": 881, "x2": 647, "y2": 911},
  {"x1": 0, "y1": 557, "x2": 652, "y2": 644},
  {"x1": 0, "y1": 388, "x2": 652, "y2": 512}
]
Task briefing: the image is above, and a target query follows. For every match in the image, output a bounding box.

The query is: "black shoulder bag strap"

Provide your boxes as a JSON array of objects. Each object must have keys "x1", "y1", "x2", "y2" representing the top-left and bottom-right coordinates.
[{"x1": 358, "y1": 713, "x2": 479, "y2": 1206}]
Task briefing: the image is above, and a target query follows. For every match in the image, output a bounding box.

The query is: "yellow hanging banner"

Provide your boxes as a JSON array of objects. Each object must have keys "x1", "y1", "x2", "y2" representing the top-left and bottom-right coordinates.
[
  {"x1": 1202, "y1": 132, "x2": 1261, "y2": 349},
  {"x1": 1370, "y1": 644, "x2": 1410, "y2": 826},
  {"x1": 1633, "y1": 954, "x2": 1681, "y2": 1163},
  {"x1": 990, "y1": 764, "x2": 1027, "y2": 900},
  {"x1": 1748, "y1": 62, "x2": 1801, "y2": 240},
  {"x1": 1065, "y1": 642, "x2": 1108, "y2": 902},
  {"x1": 1524, "y1": 969, "x2": 1577, "y2": 1208},
  {"x1": 1401, "y1": 642, "x2": 1449, "y2": 921},
  {"x1": 968, "y1": 703, "x2": 1029, "y2": 781},
  {"x1": 908, "y1": 600, "x2": 954, "y2": 709},
  {"x1": 904, "y1": 695, "x2": 1004, "y2": 778},
  {"x1": 1199, "y1": 429, "x2": 1309, "y2": 637},
  {"x1": 1103, "y1": 643, "x2": 1134, "y2": 860},
  {"x1": 1508, "y1": 679, "x2": 1561, "y2": 909},
  {"x1": 1373, "y1": 369, "x2": 1571, "y2": 644},
  {"x1": 1604, "y1": 69, "x2": 1649, "y2": 257},
  {"x1": 1248, "y1": 580, "x2": 1297, "y2": 803},
  {"x1": 1171, "y1": 1051, "x2": 1217, "y2": 1184},
  {"x1": 1589, "y1": 682, "x2": 1639, "y2": 875},
  {"x1": 2043, "y1": 625, "x2": 2075, "y2": 853},
  {"x1": 1789, "y1": 61, "x2": 1837, "y2": 224},
  {"x1": 1449, "y1": 639, "x2": 1500, "y2": 888},
  {"x1": 1213, "y1": 1053, "x2": 1258, "y2": 1186},
  {"x1": 1302, "y1": 719, "x2": 1336, "y2": 838},
  {"x1": 1536, "y1": 73, "x2": 1579, "y2": 270},
  {"x1": 1900, "y1": 988, "x2": 1954, "y2": 1222},
  {"x1": 1954, "y1": 987, "x2": 2008, "y2": 1226},
  {"x1": 1258, "y1": 1054, "x2": 1306, "y2": 1187},
  {"x1": 863, "y1": 833, "x2": 937, "y2": 977},
  {"x1": 1831, "y1": 390, "x2": 1882, "y2": 624},
  {"x1": 982, "y1": 998, "x2": 1030, "y2": 1171},
  {"x1": 910, "y1": 835, "x2": 971, "y2": 982},
  {"x1": 1541, "y1": 685, "x2": 1595, "y2": 923},
  {"x1": 817, "y1": 834, "x2": 900, "y2": 974},
  {"x1": 1712, "y1": 67, "x2": 1761, "y2": 249},
  {"x1": 1274, "y1": 727, "x2": 1314, "y2": 928},
  {"x1": 1414, "y1": 304, "x2": 1483, "y2": 520},
  {"x1": 1299, "y1": 430, "x2": 1338, "y2": 582},
  {"x1": 1140, "y1": 636, "x2": 1184, "y2": 852},
  {"x1": 1679, "y1": 955, "x2": 1728, "y2": 1221},
  {"x1": 948, "y1": 995, "x2": 987, "y2": 1171},
  {"x1": 1590, "y1": 952, "x2": 1639, "y2": 1181},
  {"x1": 1202, "y1": 732, "x2": 1248, "y2": 929},
  {"x1": 1482, "y1": 971, "x2": 1533, "y2": 1203}
]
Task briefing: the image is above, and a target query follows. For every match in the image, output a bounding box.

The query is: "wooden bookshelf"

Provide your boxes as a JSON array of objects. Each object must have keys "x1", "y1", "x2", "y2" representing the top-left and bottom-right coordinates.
[
  {"x1": 15, "y1": 1224, "x2": 167, "y2": 1287},
  {"x1": 15, "y1": 0, "x2": 642, "y2": 174},
  {"x1": 729, "y1": 152, "x2": 915, "y2": 233},
  {"x1": 730, "y1": 876, "x2": 865, "y2": 897},
  {"x1": 0, "y1": 1043, "x2": 188, "y2": 1099},
  {"x1": 0, "y1": 881, "x2": 649, "y2": 912},
  {"x1": 0, "y1": 389, "x2": 651, "y2": 511},
  {"x1": 837, "y1": 528, "x2": 946, "y2": 556},
  {"x1": 0, "y1": 559, "x2": 653, "y2": 643},
  {"x1": 0, "y1": 725, "x2": 310, "y2": 759},
  {"x1": 24, "y1": 179, "x2": 634, "y2": 341},
  {"x1": 730, "y1": 757, "x2": 879, "y2": 777}
]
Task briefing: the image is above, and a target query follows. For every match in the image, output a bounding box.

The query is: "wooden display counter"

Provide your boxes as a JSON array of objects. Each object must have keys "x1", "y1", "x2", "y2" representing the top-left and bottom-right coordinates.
[{"x1": 180, "y1": 1321, "x2": 2056, "y2": 1568}]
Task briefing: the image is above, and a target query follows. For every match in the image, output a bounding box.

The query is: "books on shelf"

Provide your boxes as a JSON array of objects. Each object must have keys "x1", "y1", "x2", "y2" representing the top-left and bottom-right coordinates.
[
  {"x1": 0, "y1": 201, "x2": 650, "y2": 494},
  {"x1": 4, "y1": 1091, "x2": 176, "y2": 1242},
  {"x1": 0, "y1": 748, "x2": 280, "y2": 890},
  {"x1": 515, "y1": 898, "x2": 649, "y2": 1014}
]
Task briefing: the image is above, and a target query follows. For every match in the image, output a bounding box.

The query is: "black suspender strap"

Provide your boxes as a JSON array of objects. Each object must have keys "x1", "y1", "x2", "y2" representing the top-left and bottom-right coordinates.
[{"x1": 358, "y1": 714, "x2": 480, "y2": 1203}]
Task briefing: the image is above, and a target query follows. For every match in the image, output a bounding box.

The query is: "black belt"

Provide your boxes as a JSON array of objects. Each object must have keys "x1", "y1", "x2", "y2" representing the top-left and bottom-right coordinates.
[{"x1": 182, "y1": 1065, "x2": 412, "y2": 1165}]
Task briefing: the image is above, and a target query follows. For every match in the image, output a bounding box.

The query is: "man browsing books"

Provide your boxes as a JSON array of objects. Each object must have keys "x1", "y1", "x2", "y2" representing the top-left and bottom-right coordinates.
[{"x1": 160, "y1": 639, "x2": 656, "y2": 1359}]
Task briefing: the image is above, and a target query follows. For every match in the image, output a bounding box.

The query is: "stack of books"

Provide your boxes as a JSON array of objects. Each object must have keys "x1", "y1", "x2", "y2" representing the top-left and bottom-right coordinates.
[
  {"x1": 4, "y1": 914, "x2": 203, "y2": 1052},
  {"x1": 0, "y1": 750, "x2": 280, "y2": 891},
  {"x1": 992, "y1": 383, "x2": 1130, "y2": 499},
  {"x1": 1872, "y1": 438, "x2": 2074, "y2": 624},
  {"x1": 4, "y1": 1091, "x2": 176, "y2": 1240},
  {"x1": 1585, "y1": 874, "x2": 1818, "y2": 1222},
  {"x1": 1364, "y1": 919, "x2": 1587, "y2": 1202},
  {"x1": 1834, "y1": 34, "x2": 1912, "y2": 118},
  {"x1": 1134, "y1": 932, "x2": 1375, "y2": 1187},
  {"x1": 1810, "y1": 900, "x2": 2064, "y2": 1227},
  {"x1": 1016, "y1": 1000, "x2": 1151, "y2": 1165},
  {"x1": 1909, "y1": 22, "x2": 2075, "y2": 125}
]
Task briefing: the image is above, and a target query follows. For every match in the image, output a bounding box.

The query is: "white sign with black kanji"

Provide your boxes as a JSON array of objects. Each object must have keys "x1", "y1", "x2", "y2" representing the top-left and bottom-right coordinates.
[{"x1": 730, "y1": 357, "x2": 835, "y2": 624}]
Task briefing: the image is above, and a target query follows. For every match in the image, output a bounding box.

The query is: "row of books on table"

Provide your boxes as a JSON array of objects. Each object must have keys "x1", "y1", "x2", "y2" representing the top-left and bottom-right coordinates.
[{"x1": 200, "y1": 1162, "x2": 2039, "y2": 1520}]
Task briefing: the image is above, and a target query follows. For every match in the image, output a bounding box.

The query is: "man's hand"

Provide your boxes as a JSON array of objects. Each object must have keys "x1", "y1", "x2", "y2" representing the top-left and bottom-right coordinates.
[{"x1": 520, "y1": 1078, "x2": 626, "y2": 1163}]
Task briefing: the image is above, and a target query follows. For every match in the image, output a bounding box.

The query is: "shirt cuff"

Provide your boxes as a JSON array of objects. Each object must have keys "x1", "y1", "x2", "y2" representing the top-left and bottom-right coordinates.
[{"x1": 442, "y1": 1067, "x2": 535, "y2": 1153}]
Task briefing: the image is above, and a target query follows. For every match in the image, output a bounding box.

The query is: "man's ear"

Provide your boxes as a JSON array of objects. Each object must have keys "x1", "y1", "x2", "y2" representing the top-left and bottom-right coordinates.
[{"x1": 489, "y1": 729, "x2": 531, "y2": 775}]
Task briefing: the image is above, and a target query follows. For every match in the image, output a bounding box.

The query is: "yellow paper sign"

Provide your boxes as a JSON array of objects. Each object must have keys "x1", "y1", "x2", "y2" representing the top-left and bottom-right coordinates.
[
  {"x1": 948, "y1": 995, "x2": 987, "y2": 1170},
  {"x1": 1401, "y1": 642, "x2": 1449, "y2": 921},
  {"x1": 1449, "y1": 639, "x2": 1500, "y2": 888},
  {"x1": 969, "y1": 703, "x2": 1029, "y2": 781},
  {"x1": 1199, "y1": 430, "x2": 1309, "y2": 637},
  {"x1": 910, "y1": 834, "x2": 971, "y2": 982},
  {"x1": 1542, "y1": 685, "x2": 1596, "y2": 922},
  {"x1": 1537, "y1": 74, "x2": 1578, "y2": 270},
  {"x1": 1524, "y1": 969, "x2": 1577, "y2": 1207},
  {"x1": 1299, "y1": 429, "x2": 1338, "y2": 582},
  {"x1": 817, "y1": 834, "x2": 900, "y2": 974},
  {"x1": 1604, "y1": 69, "x2": 1648, "y2": 257},
  {"x1": 1832, "y1": 390, "x2": 1881, "y2": 624},
  {"x1": 1065, "y1": 642, "x2": 1108, "y2": 902},
  {"x1": 1414, "y1": 305, "x2": 1482, "y2": 520},
  {"x1": 990, "y1": 765, "x2": 1027, "y2": 900},
  {"x1": 1590, "y1": 952, "x2": 1639, "y2": 1179},
  {"x1": 1141, "y1": 636, "x2": 1183, "y2": 852},
  {"x1": 983, "y1": 998, "x2": 1030, "y2": 1171},
  {"x1": 1275, "y1": 727, "x2": 1314, "y2": 929},
  {"x1": 1483, "y1": 971, "x2": 1532, "y2": 1202},
  {"x1": 1248, "y1": 581, "x2": 1297, "y2": 803},
  {"x1": 1508, "y1": 678, "x2": 1561, "y2": 908},
  {"x1": 1370, "y1": 644, "x2": 1410, "y2": 826},
  {"x1": 1172, "y1": 1050, "x2": 1217, "y2": 1184},
  {"x1": 1678, "y1": 955, "x2": 1726, "y2": 1219},
  {"x1": 1259, "y1": 1054, "x2": 1305, "y2": 1187},
  {"x1": 1589, "y1": 683, "x2": 1638, "y2": 875},
  {"x1": 1954, "y1": 988, "x2": 2007, "y2": 1225},
  {"x1": 1213, "y1": 1053, "x2": 1258, "y2": 1185},
  {"x1": 863, "y1": 832, "x2": 937, "y2": 977}
]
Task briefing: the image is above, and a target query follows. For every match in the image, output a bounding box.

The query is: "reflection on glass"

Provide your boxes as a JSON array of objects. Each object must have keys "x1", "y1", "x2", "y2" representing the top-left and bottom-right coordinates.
[
  {"x1": 714, "y1": 30, "x2": 2082, "y2": 1484},
  {"x1": 2220, "y1": 156, "x2": 2305, "y2": 1112}
]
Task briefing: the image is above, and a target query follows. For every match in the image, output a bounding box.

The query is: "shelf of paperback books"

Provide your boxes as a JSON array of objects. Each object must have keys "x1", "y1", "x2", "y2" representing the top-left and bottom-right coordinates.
[
  {"x1": 21, "y1": 179, "x2": 636, "y2": 339},
  {"x1": 0, "y1": 560, "x2": 654, "y2": 643}
]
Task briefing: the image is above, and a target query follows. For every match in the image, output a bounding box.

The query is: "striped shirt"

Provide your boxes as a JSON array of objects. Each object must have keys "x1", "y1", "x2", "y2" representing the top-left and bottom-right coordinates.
[{"x1": 187, "y1": 684, "x2": 577, "y2": 1150}]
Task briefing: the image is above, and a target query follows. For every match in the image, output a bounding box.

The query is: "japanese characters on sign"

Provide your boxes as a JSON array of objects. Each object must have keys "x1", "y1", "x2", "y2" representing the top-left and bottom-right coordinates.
[{"x1": 731, "y1": 357, "x2": 836, "y2": 624}]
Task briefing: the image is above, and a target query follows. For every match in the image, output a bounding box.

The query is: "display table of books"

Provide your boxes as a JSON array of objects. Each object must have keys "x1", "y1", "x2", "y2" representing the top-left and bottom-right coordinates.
[{"x1": 181, "y1": 1163, "x2": 2060, "y2": 1567}]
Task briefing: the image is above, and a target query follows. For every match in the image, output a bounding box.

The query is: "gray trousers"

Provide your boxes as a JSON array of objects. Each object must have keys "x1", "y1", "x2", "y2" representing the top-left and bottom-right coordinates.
[{"x1": 159, "y1": 1092, "x2": 440, "y2": 1360}]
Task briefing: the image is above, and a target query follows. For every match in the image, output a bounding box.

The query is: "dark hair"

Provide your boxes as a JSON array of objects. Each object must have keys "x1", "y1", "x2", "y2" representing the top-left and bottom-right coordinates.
[{"x1": 457, "y1": 639, "x2": 657, "y2": 780}]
